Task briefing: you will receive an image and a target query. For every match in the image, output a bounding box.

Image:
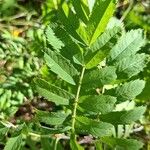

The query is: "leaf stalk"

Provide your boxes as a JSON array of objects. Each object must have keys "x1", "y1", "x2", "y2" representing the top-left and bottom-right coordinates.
[{"x1": 71, "y1": 66, "x2": 86, "y2": 135}]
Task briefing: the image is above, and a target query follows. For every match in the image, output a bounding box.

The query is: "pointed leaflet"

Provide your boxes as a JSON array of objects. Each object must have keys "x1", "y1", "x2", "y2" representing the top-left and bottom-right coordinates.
[
  {"x1": 82, "y1": 66, "x2": 117, "y2": 89},
  {"x1": 45, "y1": 26, "x2": 64, "y2": 51},
  {"x1": 100, "y1": 106, "x2": 146, "y2": 125},
  {"x1": 100, "y1": 137, "x2": 143, "y2": 150},
  {"x1": 57, "y1": 2, "x2": 89, "y2": 45},
  {"x1": 81, "y1": 0, "x2": 90, "y2": 16},
  {"x1": 36, "y1": 110, "x2": 69, "y2": 125},
  {"x1": 34, "y1": 78, "x2": 74, "y2": 105},
  {"x1": 75, "y1": 116, "x2": 113, "y2": 137},
  {"x1": 79, "y1": 95, "x2": 116, "y2": 114},
  {"x1": 86, "y1": 0, "x2": 116, "y2": 45},
  {"x1": 72, "y1": 0, "x2": 89, "y2": 24},
  {"x1": 88, "y1": 0, "x2": 95, "y2": 12},
  {"x1": 114, "y1": 53, "x2": 148, "y2": 79},
  {"x1": 114, "y1": 79, "x2": 145, "y2": 102},
  {"x1": 76, "y1": 22, "x2": 89, "y2": 45},
  {"x1": 89, "y1": 27, "x2": 121, "y2": 52},
  {"x1": 107, "y1": 29, "x2": 145, "y2": 64},
  {"x1": 51, "y1": 25, "x2": 81, "y2": 60},
  {"x1": 44, "y1": 50, "x2": 78, "y2": 85},
  {"x1": 58, "y1": 3, "x2": 86, "y2": 44},
  {"x1": 4, "y1": 135, "x2": 22, "y2": 150},
  {"x1": 73, "y1": 51, "x2": 85, "y2": 66},
  {"x1": 85, "y1": 26, "x2": 121, "y2": 69}
]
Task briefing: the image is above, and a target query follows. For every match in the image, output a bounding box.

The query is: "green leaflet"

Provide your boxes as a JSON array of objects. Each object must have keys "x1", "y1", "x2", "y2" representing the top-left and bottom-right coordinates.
[
  {"x1": 100, "y1": 106, "x2": 146, "y2": 125},
  {"x1": 37, "y1": 125, "x2": 71, "y2": 135},
  {"x1": 88, "y1": 0, "x2": 95, "y2": 12},
  {"x1": 106, "y1": 17, "x2": 124, "y2": 29},
  {"x1": 34, "y1": 78, "x2": 74, "y2": 105},
  {"x1": 138, "y1": 79, "x2": 150, "y2": 101},
  {"x1": 75, "y1": 116, "x2": 113, "y2": 137},
  {"x1": 72, "y1": 0, "x2": 89, "y2": 24},
  {"x1": 84, "y1": 26, "x2": 121, "y2": 69},
  {"x1": 86, "y1": 0, "x2": 116, "y2": 45},
  {"x1": 41, "y1": 137, "x2": 64, "y2": 150},
  {"x1": 95, "y1": 141, "x2": 103, "y2": 150},
  {"x1": 114, "y1": 79, "x2": 145, "y2": 102},
  {"x1": 115, "y1": 53, "x2": 148, "y2": 79},
  {"x1": 89, "y1": 27, "x2": 121, "y2": 52},
  {"x1": 107, "y1": 29, "x2": 146, "y2": 64},
  {"x1": 76, "y1": 22, "x2": 89, "y2": 45},
  {"x1": 51, "y1": 26, "x2": 81, "y2": 60},
  {"x1": 44, "y1": 50, "x2": 78, "y2": 85},
  {"x1": 82, "y1": 66, "x2": 117, "y2": 89},
  {"x1": 0, "y1": 123, "x2": 9, "y2": 139},
  {"x1": 36, "y1": 110, "x2": 69, "y2": 125},
  {"x1": 4, "y1": 135, "x2": 22, "y2": 150},
  {"x1": 41, "y1": 138, "x2": 53, "y2": 150},
  {"x1": 58, "y1": 3, "x2": 86, "y2": 44},
  {"x1": 100, "y1": 137, "x2": 143, "y2": 150},
  {"x1": 0, "y1": 127, "x2": 8, "y2": 138},
  {"x1": 45, "y1": 26, "x2": 64, "y2": 51},
  {"x1": 79, "y1": 95, "x2": 116, "y2": 114},
  {"x1": 81, "y1": 0, "x2": 90, "y2": 16},
  {"x1": 73, "y1": 51, "x2": 85, "y2": 66},
  {"x1": 12, "y1": 124, "x2": 28, "y2": 137}
]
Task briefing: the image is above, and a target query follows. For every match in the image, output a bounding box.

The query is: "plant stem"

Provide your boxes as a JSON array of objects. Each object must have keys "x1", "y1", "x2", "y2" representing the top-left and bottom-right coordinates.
[
  {"x1": 120, "y1": 0, "x2": 134, "y2": 22},
  {"x1": 71, "y1": 66, "x2": 86, "y2": 135},
  {"x1": 54, "y1": 138, "x2": 59, "y2": 150},
  {"x1": 28, "y1": 132, "x2": 50, "y2": 138}
]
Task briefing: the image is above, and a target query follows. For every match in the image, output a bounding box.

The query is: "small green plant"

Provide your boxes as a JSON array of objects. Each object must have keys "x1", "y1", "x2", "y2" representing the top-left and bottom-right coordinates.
[{"x1": 1, "y1": 0, "x2": 149, "y2": 149}]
